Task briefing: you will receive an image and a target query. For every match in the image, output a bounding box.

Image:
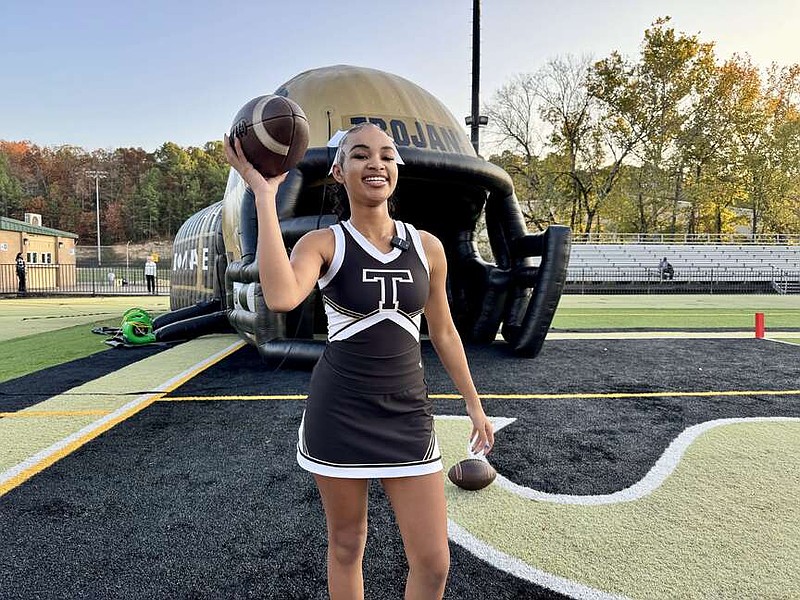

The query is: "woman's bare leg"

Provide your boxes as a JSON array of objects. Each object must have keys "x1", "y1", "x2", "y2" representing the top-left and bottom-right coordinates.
[
  {"x1": 381, "y1": 472, "x2": 450, "y2": 600},
  {"x1": 314, "y1": 475, "x2": 370, "y2": 600}
]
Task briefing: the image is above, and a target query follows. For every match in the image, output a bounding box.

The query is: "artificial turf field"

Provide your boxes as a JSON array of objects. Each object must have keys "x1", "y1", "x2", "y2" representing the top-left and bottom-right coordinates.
[{"x1": 1, "y1": 296, "x2": 799, "y2": 599}]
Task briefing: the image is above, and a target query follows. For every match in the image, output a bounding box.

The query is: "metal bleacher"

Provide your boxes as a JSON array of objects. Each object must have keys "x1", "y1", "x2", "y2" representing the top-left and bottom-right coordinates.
[{"x1": 566, "y1": 243, "x2": 800, "y2": 293}]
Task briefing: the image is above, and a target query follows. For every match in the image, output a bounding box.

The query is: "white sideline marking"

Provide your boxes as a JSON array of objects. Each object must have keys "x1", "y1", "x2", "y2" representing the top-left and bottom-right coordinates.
[
  {"x1": 494, "y1": 416, "x2": 800, "y2": 505},
  {"x1": 437, "y1": 415, "x2": 800, "y2": 505},
  {"x1": 442, "y1": 415, "x2": 799, "y2": 598},
  {"x1": 767, "y1": 337, "x2": 800, "y2": 347},
  {"x1": 545, "y1": 331, "x2": 800, "y2": 340},
  {"x1": 448, "y1": 520, "x2": 630, "y2": 600}
]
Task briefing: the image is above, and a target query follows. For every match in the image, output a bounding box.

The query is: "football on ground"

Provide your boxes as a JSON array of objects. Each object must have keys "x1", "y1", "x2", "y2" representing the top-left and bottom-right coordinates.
[{"x1": 448, "y1": 458, "x2": 497, "y2": 491}]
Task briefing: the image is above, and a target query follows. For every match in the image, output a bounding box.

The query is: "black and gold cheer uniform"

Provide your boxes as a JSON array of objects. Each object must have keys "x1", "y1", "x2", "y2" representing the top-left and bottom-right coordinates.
[{"x1": 296, "y1": 219, "x2": 442, "y2": 478}]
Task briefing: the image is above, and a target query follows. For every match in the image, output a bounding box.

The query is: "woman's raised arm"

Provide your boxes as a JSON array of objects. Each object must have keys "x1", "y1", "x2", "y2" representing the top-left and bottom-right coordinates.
[{"x1": 224, "y1": 135, "x2": 328, "y2": 312}]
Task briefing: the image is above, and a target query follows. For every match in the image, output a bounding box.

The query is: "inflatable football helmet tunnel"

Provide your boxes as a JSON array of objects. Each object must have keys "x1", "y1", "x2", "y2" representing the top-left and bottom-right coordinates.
[{"x1": 168, "y1": 65, "x2": 571, "y2": 368}]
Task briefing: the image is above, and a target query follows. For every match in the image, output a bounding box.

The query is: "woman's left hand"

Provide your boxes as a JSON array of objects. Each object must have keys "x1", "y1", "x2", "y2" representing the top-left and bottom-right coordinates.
[
  {"x1": 223, "y1": 134, "x2": 287, "y2": 197},
  {"x1": 467, "y1": 405, "x2": 494, "y2": 456}
]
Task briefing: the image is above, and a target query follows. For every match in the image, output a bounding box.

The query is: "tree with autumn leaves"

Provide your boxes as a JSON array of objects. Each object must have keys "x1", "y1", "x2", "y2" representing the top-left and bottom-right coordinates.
[
  {"x1": 0, "y1": 139, "x2": 228, "y2": 244},
  {"x1": 2, "y1": 18, "x2": 798, "y2": 242},
  {"x1": 485, "y1": 17, "x2": 800, "y2": 236}
]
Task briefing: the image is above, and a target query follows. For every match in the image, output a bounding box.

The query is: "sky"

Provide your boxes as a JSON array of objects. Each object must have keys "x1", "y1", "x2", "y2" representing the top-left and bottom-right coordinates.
[{"x1": 1, "y1": 0, "x2": 797, "y2": 152}]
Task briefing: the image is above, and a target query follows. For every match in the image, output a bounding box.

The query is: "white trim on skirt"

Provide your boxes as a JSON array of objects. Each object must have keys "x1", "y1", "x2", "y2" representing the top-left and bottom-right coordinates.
[{"x1": 296, "y1": 449, "x2": 443, "y2": 479}]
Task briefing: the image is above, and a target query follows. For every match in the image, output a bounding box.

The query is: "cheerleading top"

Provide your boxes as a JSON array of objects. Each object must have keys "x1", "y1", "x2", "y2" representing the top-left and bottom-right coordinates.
[{"x1": 296, "y1": 219, "x2": 442, "y2": 478}]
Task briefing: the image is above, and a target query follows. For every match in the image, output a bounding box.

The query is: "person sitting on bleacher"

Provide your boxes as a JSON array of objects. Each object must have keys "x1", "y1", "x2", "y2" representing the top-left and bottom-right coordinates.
[{"x1": 659, "y1": 257, "x2": 675, "y2": 280}]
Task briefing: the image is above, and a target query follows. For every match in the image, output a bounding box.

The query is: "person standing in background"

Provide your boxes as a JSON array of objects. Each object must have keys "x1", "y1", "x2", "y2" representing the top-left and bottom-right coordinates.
[
  {"x1": 15, "y1": 252, "x2": 26, "y2": 295},
  {"x1": 658, "y1": 256, "x2": 674, "y2": 280},
  {"x1": 144, "y1": 256, "x2": 157, "y2": 294}
]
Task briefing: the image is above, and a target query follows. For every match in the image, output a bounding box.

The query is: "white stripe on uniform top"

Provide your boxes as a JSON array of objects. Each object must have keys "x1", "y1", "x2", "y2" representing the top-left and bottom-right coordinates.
[
  {"x1": 405, "y1": 224, "x2": 429, "y2": 274},
  {"x1": 318, "y1": 224, "x2": 346, "y2": 289}
]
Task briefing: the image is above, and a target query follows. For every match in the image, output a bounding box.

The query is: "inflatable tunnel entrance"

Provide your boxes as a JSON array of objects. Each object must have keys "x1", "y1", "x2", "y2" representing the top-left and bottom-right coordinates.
[{"x1": 169, "y1": 65, "x2": 571, "y2": 369}]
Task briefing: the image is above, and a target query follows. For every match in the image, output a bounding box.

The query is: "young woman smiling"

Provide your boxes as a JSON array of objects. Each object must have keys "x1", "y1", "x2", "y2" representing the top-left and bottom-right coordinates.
[{"x1": 225, "y1": 122, "x2": 493, "y2": 600}]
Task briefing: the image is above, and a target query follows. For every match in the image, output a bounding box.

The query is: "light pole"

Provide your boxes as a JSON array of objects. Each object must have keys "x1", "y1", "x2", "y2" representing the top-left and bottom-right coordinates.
[
  {"x1": 85, "y1": 170, "x2": 108, "y2": 265},
  {"x1": 465, "y1": 0, "x2": 488, "y2": 155}
]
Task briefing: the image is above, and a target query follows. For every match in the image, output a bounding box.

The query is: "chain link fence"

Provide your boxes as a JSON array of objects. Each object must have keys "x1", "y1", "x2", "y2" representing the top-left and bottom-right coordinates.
[
  {"x1": 0, "y1": 242, "x2": 174, "y2": 295},
  {"x1": 0, "y1": 263, "x2": 169, "y2": 296},
  {"x1": 74, "y1": 243, "x2": 174, "y2": 269},
  {"x1": 2, "y1": 262, "x2": 798, "y2": 297}
]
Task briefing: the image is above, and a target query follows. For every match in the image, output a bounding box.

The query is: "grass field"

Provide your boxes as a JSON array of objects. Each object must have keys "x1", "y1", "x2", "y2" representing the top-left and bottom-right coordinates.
[
  {"x1": 0, "y1": 294, "x2": 797, "y2": 383},
  {"x1": 0, "y1": 320, "x2": 121, "y2": 381},
  {"x1": 0, "y1": 296, "x2": 169, "y2": 341},
  {"x1": 0, "y1": 297, "x2": 170, "y2": 381},
  {"x1": 552, "y1": 294, "x2": 800, "y2": 330},
  {"x1": 2, "y1": 294, "x2": 799, "y2": 598}
]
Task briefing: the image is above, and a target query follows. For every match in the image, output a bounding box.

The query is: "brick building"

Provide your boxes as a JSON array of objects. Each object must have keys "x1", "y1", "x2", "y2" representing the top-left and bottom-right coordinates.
[{"x1": 1, "y1": 214, "x2": 78, "y2": 291}]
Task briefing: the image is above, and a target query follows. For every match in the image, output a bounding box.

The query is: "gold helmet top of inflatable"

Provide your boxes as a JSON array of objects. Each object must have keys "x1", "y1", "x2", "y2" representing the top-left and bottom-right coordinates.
[{"x1": 275, "y1": 65, "x2": 476, "y2": 158}]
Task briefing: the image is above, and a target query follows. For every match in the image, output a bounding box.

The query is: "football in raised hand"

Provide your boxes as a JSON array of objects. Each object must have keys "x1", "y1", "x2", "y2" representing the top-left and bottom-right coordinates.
[{"x1": 229, "y1": 94, "x2": 309, "y2": 177}]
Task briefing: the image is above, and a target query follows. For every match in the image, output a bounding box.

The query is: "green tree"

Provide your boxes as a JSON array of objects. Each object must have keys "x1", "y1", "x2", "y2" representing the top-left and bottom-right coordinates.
[
  {"x1": 0, "y1": 152, "x2": 23, "y2": 217},
  {"x1": 535, "y1": 55, "x2": 598, "y2": 231},
  {"x1": 0, "y1": 137, "x2": 230, "y2": 244},
  {"x1": 108, "y1": 147, "x2": 155, "y2": 241},
  {"x1": 153, "y1": 142, "x2": 195, "y2": 237},
  {"x1": 673, "y1": 57, "x2": 744, "y2": 234},
  {"x1": 588, "y1": 17, "x2": 716, "y2": 234},
  {"x1": 719, "y1": 59, "x2": 800, "y2": 235},
  {"x1": 138, "y1": 166, "x2": 164, "y2": 240}
]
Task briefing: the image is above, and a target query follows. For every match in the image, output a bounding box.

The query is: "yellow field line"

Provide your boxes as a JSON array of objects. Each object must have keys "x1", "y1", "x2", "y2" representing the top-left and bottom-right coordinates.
[
  {"x1": 0, "y1": 340, "x2": 245, "y2": 497},
  {"x1": 438, "y1": 390, "x2": 800, "y2": 399},
  {"x1": 162, "y1": 389, "x2": 800, "y2": 402},
  {"x1": 561, "y1": 311, "x2": 800, "y2": 316},
  {"x1": 0, "y1": 410, "x2": 110, "y2": 418},
  {"x1": 160, "y1": 395, "x2": 307, "y2": 401}
]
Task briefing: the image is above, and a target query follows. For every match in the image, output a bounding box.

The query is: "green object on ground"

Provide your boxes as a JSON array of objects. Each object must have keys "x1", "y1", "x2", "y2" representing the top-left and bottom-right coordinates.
[{"x1": 120, "y1": 308, "x2": 156, "y2": 345}]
